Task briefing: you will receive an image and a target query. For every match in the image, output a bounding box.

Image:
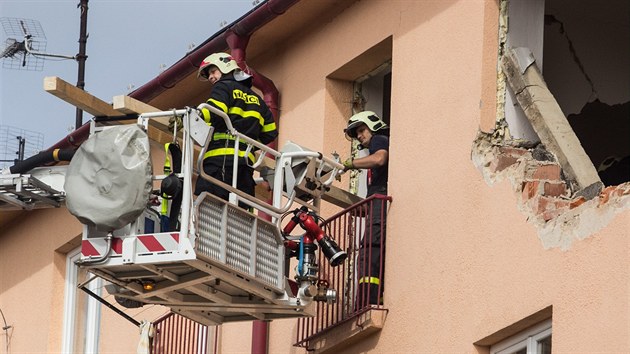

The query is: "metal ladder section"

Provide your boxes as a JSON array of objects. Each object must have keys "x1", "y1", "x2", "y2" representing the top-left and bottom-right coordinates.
[
  {"x1": 83, "y1": 193, "x2": 313, "y2": 326},
  {"x1": 0, "y1": 166, "x2": 66, "y2": 210}
]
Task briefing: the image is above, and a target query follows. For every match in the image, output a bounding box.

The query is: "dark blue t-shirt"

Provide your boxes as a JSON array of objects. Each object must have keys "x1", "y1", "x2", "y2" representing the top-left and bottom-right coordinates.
[{"x1": 367, "y1": 134, "x2": 389, "y2": 196}]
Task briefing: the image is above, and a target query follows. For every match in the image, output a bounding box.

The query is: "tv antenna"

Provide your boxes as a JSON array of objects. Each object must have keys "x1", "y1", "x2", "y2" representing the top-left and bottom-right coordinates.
[
  {"x1": 1, "y1": 0, "x2": 90, "y2": 130},
  {"x1": 0, "y1": 17, "x2": 75, "y2": 71},
  {"x1": 0, "y1": 125, "x2": 44, "y2": 168}
]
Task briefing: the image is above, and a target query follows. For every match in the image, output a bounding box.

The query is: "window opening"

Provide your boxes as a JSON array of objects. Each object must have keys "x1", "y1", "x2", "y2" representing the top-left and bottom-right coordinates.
[
  {"x1": 543, "y1": 0, "x2": 630, "y2": 186},
  {"x1": 504, "y1": 0, "x2": 630, "y2": 186},
  {"x1": 491, "y1": 319, "x2": 552, "y2": 354},
  {"x1": 351, "y1": 63, "x2": 392, "y2": 197},
  {"x1": 296, "y1": 38, "x2": 393, "y2": 351}
]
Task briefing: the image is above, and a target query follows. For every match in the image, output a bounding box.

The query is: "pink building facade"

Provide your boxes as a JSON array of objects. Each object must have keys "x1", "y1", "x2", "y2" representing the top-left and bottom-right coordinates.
[{"x1": 1, "y1": 0, "x2": 628, "y2": 353}]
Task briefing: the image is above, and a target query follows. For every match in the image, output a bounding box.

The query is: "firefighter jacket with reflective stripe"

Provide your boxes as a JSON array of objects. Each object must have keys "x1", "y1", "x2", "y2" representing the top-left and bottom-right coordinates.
[{"x1": 200, "y1": 77, "x2": 277, "y2": 165}]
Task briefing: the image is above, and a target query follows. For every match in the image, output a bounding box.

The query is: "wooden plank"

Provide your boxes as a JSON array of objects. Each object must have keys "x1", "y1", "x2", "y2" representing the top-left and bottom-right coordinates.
[
  {"x1": 112, "y1": 95, "x2": 160, "y2": 114},
  {"x1": 43, "y1": 76, "x2": 120, "y2": 117},
  {"x1": 112, "y1": 94, "x2": 173, "y2": 134},
  {"x1": 111, "y1": 95, "x2": 182, "y2": 153},
  {"x1": 501, "y1": 48, "x2": 603, "y2": 197},
  {"x1": 45, "y1": 80, "x2": 360, "y2": 208}
]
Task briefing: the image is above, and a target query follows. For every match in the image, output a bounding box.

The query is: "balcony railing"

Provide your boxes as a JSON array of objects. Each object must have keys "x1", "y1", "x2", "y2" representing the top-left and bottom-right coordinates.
[
  {"x1": 294, "y1": 194, "x2": 391, "y2": 349},
  {"x1": 151, "y1": 312, "x2": 211, "y2": 354}
]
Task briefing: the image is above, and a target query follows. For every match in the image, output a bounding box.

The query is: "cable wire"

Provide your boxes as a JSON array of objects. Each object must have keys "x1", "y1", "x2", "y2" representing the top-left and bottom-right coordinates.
[{"x1": 0, "y1": 306, "x2": 10, "y2": 353}]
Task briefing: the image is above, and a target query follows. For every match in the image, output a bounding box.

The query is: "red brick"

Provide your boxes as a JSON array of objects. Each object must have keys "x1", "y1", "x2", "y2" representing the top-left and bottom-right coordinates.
[
  {"x1": 599, "y1": 186, "x2": 617, "y2": 205},
  {"x1": 569, "y1": 196, "x2": 586, "y2": 209},
  {"x1": 522, "y1": 180, "x2": 540, "y2": 200},
  {"x1": 530, "y1": 164, "x2": 562, "y2": 180},
  {"x1": 499, "y1": 146, "x2": 530, "y2": 157},
  {"x1": 489, "y1": 154, "x2": 519, "y2": 173},
  {"x1": 598, "y1": 186, "x2": 625, "y2": 206},
  {"x1": 528, "y1": 196, "x2": 570, "y2": 215},
  {"x1": 522, "y1": 180, "x2": 567, "y2": 200},
  {"x1": 543, "y1": 181, "x2": 567, "y2": 197}
]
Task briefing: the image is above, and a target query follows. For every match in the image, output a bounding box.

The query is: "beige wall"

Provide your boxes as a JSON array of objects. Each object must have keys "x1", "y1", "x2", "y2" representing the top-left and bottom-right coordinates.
[
  {"x1": 0, "y1": 208, "x2": 81, "y2": 353},
  {"x1": 0, "y1": 141, "x2": 170, "y2": 353},
  {"x1": 2, "y1": 0, "x2": 629, "y2": 353},
  {"x1": 234, "y1": 0, "x2": 629, "y2": 353}
]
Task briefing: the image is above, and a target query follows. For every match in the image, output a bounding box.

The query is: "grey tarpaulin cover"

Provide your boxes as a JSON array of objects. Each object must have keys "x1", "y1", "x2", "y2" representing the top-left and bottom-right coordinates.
[{"x1": 65, "y1": 125, "x2": 152, "y2": 231}]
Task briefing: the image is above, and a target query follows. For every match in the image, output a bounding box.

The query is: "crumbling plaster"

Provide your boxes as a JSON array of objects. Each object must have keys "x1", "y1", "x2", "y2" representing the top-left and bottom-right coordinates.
[
  {"x1": 471, "y1": 0, "x2": 630, "y2": 250},
  {"x1": 472, "y1": 125, "x2": 630, "y2": 250}
]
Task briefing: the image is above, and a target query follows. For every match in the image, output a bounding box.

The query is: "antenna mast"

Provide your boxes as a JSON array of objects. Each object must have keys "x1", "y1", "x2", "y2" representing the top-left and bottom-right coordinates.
[{"x1": 75, "y1": 0, "x2": 89, "y2": 130}]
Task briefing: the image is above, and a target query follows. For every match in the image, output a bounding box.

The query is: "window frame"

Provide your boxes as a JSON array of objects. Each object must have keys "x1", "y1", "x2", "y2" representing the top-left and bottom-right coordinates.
[
  {"x1": 491, "y1": 319, "x2": 552, "y2": 354},
  {"x1": 351, "y1": 63, "x2": 392, "y2": 198},
  {"x1": 61, "y1": 247, "x2": 102, "y2": 353}
]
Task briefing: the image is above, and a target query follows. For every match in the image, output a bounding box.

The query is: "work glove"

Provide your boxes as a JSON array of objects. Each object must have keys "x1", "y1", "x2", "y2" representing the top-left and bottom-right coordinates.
[
  {"x1": 342, "y1": 158, "x2": 354, "y2": 171},
  {"x1": 168, "y1": 115, "x2": 183, "y2": 133}
]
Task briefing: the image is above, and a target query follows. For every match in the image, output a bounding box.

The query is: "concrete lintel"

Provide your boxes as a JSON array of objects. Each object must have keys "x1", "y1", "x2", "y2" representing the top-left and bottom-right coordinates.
[{"x1": 501, "y1": 48, "x2": 603, "y2": 196}]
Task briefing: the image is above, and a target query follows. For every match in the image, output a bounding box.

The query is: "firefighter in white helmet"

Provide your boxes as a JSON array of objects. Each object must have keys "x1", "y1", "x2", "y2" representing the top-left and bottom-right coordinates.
[
  {"x1": 195, "y1": 52, "x2": 278, "y2": 208},
  {"x1": 343, "y1": 110, "x2": 389, "y2": 305}
]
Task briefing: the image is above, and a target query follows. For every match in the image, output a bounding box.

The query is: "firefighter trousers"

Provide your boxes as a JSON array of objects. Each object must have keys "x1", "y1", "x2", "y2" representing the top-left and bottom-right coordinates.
[{"x1": 357, "y1": 195, "x2": 387, "y2": 306}]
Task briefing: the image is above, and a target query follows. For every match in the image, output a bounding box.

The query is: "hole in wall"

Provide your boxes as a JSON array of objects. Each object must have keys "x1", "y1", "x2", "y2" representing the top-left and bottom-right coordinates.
[{"x1": 543, "y1": 0, "x2": 630, "y2": 186}]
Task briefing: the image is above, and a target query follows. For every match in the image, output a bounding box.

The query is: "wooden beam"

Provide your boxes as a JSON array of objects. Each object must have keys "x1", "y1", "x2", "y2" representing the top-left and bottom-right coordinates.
[
  {"x1": 44, "y1": 76, "x2": 120, "y2": 117},
  {"x1": 501, "y1": 48, "x2": 603, "y2": 197},
  {"x1": 112, "y1": 95, "x2": 160, "y2": 114},
  {"x1": 44, "y1": 77, "x2": 360, "y2": 208},
  {"x1": 111, "y1": 95, "x2": 183, "y2": 151}
]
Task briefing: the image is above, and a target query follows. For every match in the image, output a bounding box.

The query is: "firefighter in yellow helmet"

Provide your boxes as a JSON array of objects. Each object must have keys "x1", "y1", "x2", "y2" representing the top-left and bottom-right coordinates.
[
  {"x1": 343, "y1": 111, "x2": 389, "y2": 306},
  {"x1": 195, "y1": 53, "x2": 278, "y2": 208}
]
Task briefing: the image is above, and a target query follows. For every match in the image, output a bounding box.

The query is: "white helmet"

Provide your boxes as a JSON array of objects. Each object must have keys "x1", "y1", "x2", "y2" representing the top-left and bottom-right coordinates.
[
  {"x1": 344, "y1": 111, "x2": 388, "y2": 140},
  {"x1": 197, "y1": 52, "x2": 240, "y2": 81}
]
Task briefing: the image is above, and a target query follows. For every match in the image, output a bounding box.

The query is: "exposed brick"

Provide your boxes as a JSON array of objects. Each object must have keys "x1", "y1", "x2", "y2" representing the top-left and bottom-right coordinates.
[
  {"x1": 530, "y1": 163, "x2": 562, "y2": 180},
  {"x1": 598, "y1": 186, "x2": 626, "y2": 206},
  {"x1": 489, "y1": 154, "x2": 519, "y2": 173},
  {"x1": 569, "y1": 196, "x2": 586, "y2": 209},
  {"x1": 498, "y1": 146, "x2": 530, "y2": 157},
  {"x1": 531, "y1": 194, "x2": 574, "y2": 221},
  {"x1": 522, "y1": 180, "x2": 540, "y2": 200},
  {"x1": 543, "y1": 181, "x2": 567, "y2": 197},
  {"x1": 528, "y1": 196, "x2": 570, "y2": 215},
  {"x1": 522, "y1": 180, "x2": 567, "y2": 200}
]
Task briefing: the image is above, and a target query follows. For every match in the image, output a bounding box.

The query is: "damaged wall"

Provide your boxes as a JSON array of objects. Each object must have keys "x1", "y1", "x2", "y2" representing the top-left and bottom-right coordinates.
[
  {"x1": 472, "y1": 131, "x2": 630, "y2": 250},
  {"x1": 543, "y1": 0, "x2": 630, "y2": 182},
  {"x1": 472, "y1": 0, "x2": 630, "y2": 249}
]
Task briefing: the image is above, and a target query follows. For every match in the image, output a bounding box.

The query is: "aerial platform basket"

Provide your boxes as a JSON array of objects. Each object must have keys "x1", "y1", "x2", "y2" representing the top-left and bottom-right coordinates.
[
  {"x1": 75, "y1": 106, "x2": 346, "y2": 326},
  {"x1": 84, "y1": 192, "x2": 310, "y2": 326}
]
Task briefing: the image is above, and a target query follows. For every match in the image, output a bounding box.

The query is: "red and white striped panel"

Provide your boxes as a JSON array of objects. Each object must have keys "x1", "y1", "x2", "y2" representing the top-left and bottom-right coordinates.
[{"x1": 81, "y1": 232, "x2": 180, "y2": 257}]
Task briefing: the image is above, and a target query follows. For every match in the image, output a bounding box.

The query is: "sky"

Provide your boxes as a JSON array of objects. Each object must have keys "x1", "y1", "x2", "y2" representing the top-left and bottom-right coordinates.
[{"x1": 0, "y1": 0, "x2": 255, "y2": 165}]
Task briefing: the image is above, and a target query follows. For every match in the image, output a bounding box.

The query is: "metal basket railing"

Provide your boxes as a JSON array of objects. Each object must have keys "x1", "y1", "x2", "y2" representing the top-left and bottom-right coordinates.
[{"x1": 294, "y1": 194, "x2": 391, "y2": 349}]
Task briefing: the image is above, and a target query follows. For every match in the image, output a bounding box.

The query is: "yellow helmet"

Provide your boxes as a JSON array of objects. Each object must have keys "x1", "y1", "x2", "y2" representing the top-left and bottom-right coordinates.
[
  {"x1": 197, "y1": 52, "x2": 240, "y2": 81},
  {"x1": 344, "y1": 111, "x2": 388, "y2": 140}
]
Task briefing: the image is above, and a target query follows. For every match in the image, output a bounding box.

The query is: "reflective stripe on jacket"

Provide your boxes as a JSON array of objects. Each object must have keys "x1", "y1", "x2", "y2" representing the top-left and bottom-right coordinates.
[{"x1": 200, "y1": 77, "x2": 277, "y2": 164}]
